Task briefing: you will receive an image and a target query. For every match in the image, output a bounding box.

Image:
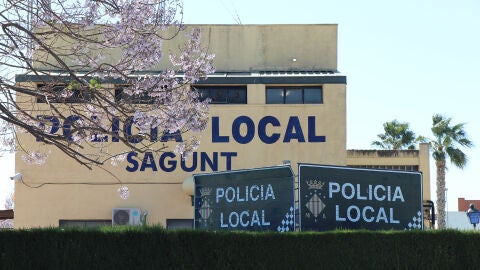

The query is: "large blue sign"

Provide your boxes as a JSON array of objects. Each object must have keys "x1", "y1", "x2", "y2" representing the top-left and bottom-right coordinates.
[
  {"x1": 299, "y1": 164, "x2": 423, "y2": 231},
  {"x1": 194, "y1": 166, "x2": 295, "y2": 232}
]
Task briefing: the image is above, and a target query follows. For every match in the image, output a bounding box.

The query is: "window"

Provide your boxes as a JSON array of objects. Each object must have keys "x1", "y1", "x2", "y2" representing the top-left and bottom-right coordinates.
[
  {"x1": 266, "y1": 87, "x2": 323, "y2": 104},
  {"x1": 37, "y1": 84, "x2": 92, "y2": 103},
  {"x1": 115, "y1": 85, "x2": 155, "y2": 104},
  {"x1": 166, "y1": 219, "x2": 193, "y2": 229},
  {"x1": 193, "y1": 86, "x2": 247, "y2": 104},
  {"x1": 59, "y1": 220, "x2": 112, "y2": 228}
]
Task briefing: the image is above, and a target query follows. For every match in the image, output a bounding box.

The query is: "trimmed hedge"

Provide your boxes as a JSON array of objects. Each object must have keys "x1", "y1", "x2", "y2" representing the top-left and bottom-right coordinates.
[{"x1": 0, "y1": 227, "x2": 479, "y2": 269}]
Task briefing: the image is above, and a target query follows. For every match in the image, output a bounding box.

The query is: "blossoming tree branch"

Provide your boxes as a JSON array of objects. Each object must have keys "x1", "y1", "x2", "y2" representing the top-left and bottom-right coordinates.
[{"x1": 0, "y1": 0, "x2": 215, "y2": 173}]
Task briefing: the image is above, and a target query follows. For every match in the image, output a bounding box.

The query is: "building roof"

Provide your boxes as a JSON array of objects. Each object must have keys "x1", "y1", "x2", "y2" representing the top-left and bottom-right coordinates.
[
  {"x1": 16, "y1": 71, "x2": 347, "y2": 85},
  {"x1": 458, "y1": 198, "x2": 480, "y2": 212}
]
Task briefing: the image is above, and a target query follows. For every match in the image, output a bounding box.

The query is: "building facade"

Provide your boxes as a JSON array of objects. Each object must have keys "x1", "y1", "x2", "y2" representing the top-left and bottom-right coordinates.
[
  {"x1": 14, "y1": 25, "x2": 346, "y2": 228},
  {"x1": 13, "y1": 25, "x2": 429, "y2": 228}
]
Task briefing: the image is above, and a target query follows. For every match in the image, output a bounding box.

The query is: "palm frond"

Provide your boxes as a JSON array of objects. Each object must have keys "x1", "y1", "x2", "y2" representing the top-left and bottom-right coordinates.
[{"x1": 446, "y1": 147, "x2": 467, "y2": 169}]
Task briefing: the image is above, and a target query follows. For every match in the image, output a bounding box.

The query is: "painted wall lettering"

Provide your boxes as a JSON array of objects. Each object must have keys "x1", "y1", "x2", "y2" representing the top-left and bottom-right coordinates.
[
  {"x1": 125, "y1": 151, "x2": 238, "y2": 173},
  {"x1": 212, "y1": 115, "x2": 326, "y2": 144},
  {"x1": 36, "y1": 115, "x2": 327, "y2": 173}
]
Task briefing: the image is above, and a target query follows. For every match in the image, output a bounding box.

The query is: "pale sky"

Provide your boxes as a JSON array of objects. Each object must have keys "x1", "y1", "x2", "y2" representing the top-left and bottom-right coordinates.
[{"x1": 1, "y1": 0, "x2": 479, "y2": 211}]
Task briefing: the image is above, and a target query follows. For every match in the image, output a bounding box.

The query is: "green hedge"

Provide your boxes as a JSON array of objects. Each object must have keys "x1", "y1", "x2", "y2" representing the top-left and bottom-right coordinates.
[{"x1": 0, "y1": 227, "x2": 479, "y2": 269}]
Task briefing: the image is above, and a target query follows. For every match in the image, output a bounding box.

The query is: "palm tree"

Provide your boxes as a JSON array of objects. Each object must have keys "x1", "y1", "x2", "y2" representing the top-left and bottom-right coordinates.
[
  {"x1": 371, "y1": 120, "x2": 418, "y2": 150},
  {"x1": 428, "y1": 114, "x2": 473, "y2": 229}
]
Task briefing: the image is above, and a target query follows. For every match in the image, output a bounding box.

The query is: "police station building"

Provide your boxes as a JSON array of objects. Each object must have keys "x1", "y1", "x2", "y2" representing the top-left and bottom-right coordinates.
[{"x1": 14, "y1": 25, "x2": 431, "y2": 229}]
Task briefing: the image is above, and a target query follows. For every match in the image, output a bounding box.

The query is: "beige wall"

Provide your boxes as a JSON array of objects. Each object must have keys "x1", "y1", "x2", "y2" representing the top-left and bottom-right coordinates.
[
  {"x1": 418, "y1": 143, "x2": 431, "y2": 199},
  {"x1": 197, "y1": 24, "x2": 338, "y2": 71},
  {"x1": 14, "y1": 82, "x2": 346, "y2": 228},
  {"x1": 33, "y1": 24, "x2": 338, "y2": 72}
]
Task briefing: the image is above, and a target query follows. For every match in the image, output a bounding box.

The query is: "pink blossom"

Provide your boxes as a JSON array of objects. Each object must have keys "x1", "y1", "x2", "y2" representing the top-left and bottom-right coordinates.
[
  {"x1": 21, "y1": 151, "x2": 49, "y2": 166},
  {"x1": 117, "y1": 185, "x2": 130, "y2": 200},
  {"x1": 1, "y1": 0, "x2": 215, "y2": 174}
]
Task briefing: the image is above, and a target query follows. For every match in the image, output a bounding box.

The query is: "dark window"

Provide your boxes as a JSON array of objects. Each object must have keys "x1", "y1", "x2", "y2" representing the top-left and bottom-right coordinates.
[
  {"x1": 304, "y1": 88, "x2": 323, "y2": 104},
  {"x1": 37, "y1": 84, "x2": 92, "y2": 103},
  {"x1": 266, "y1": 88, "x2": 283, "y2": 104},
  {"x1": 285, "y1": 88, "x2": 302, "y2": 104},
  {"x1": 193, "y1": 86, "x2": 247, "y2": 104},
  {"x1": 266, "y1": 87, "x2": 323, "y2": 104},
  {"x1": 166, "y1": 219, "x2": 193, "y2": 229},
  {"x1": 115, "y1": 85, "x2": 155, "y2": 104},
  {"x1": 59, "y1": 220, "x2": 112, "y2": 228}
]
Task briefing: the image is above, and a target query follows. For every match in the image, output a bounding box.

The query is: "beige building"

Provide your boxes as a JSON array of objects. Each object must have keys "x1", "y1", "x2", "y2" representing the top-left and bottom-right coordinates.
[
  {"x1": 347, "y1": 143, "x2": 431, "y2": 201},
  {"x1": 13, "y1": 25, "x2": 429, "y2": 228}
]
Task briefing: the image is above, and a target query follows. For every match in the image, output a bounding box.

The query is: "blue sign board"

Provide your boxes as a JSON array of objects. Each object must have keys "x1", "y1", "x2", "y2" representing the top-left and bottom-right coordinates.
[
  {"x1": 194, "y1": 166, "x2": 295, "y2": 232},
  {"x1": 299, "y1": 164, "x2": 423, "y2": 231}
]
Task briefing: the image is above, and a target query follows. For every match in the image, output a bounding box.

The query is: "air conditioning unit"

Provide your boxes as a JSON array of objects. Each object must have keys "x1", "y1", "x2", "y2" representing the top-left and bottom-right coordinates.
[{"x1": 112, "y1": 208, "x2": 141, "y2": 226}]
